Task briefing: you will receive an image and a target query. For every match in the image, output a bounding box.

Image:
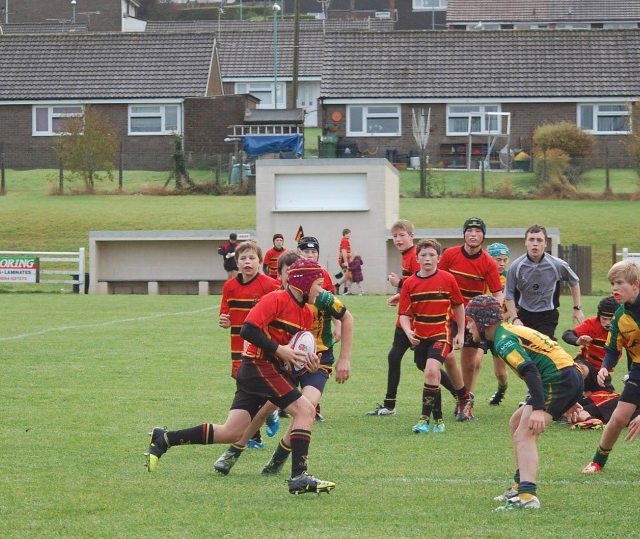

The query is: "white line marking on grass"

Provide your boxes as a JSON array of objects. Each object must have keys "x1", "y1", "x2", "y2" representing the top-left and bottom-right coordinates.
[
  {"x1": 0, "y1": 305, "x2": 220, "y2": 343},
  {"x1": 380, "y1": 477, "x2": 636, "y2": 487}
]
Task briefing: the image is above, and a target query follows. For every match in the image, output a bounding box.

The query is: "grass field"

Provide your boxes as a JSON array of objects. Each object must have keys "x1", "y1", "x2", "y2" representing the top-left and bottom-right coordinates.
[{"x1": 1, "y1": 294, "x2": 638, "y2": 539}]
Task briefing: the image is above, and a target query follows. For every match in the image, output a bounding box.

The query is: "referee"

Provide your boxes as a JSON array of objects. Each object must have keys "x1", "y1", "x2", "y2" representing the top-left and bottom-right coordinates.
[{"x1": 505, "y1": 224, "x2": 585, "y2": 340}]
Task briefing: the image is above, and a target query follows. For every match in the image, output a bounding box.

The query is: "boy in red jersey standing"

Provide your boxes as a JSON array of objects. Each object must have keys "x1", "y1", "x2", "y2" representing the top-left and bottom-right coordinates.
[
  {"x1": 399, "y1": 239, "x2": 465, "y2": 434},
  {"x1": 439, "y1": 217, "x2": 503, "y2": 421},
  {"x1": 263, "y1": 233, "x2": 285, "y2": 279},
  {"x1": 219, "y1": 241, "x2": 280, "y2": 380},
  {"x1": 367, "y1": 220, "x2": 460, "y2": 416},
  {"x1": 145, "y1": 259, "x2": 336, "y2": 495}
]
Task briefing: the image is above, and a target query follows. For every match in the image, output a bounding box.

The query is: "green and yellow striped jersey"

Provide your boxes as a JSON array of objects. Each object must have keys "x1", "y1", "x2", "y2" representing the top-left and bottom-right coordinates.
[
  {"x1": 605, "y1": 304, "x2": 640, "y2": 366},
  {"x1": 491, "y1": 322, "x2": 576, "y2": 384},
  {"x1": 310, "y1": 290, "x2": 346, "y2": 353}
]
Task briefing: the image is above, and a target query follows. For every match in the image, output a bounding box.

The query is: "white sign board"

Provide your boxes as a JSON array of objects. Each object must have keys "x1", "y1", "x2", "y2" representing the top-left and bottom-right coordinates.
[
  {"x1": 0, "y1": 257, "x2": 39, "y2": 283},
  {"x1": 274, "y1": 173, "x2": 369, "y2": 211}
]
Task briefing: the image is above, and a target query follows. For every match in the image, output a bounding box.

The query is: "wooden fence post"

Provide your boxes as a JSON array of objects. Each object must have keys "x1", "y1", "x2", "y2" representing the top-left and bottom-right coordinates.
[
  {"x1": 558, "y1": 243, "x2": 591, "y2": 295},
  {"x1": 59, "y1": 160, "x2": 64, "y2": 194},
  {"x1": 119, "y1": 141, "x2": 123, "y2": 191},
  {"x1": 0, "y1": 141, "x2": 6, "y2": 196}
]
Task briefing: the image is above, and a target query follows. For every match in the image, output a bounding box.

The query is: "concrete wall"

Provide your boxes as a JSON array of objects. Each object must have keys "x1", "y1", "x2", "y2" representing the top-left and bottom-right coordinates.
[
  {"x1": 89, "y1": 230, "x2": 254, "y2": 295},
  {"x1": 255, "y1": 158, "x2": 399, "y2": 294}
]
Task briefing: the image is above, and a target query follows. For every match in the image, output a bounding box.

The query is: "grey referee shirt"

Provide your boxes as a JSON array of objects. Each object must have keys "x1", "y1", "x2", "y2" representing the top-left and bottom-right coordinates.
[{"x1": 505, "y1": 253, "x2": 579, "y2": 312}]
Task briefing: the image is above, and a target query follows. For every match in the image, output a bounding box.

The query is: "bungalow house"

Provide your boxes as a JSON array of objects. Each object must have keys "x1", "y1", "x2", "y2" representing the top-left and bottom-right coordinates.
[
  {"x1": 320, "y1": 29, "x2": 639, "y2": 166},
  {"x1": 0, "y1": 32, "x2": 255, "y2": 169},
  {"x1": 447, "y1": 0, "x2": 640, "y2": 30},
  {"x1": 145, "y1": 19, "x2": 394, "y2": 127},
  {"x1": 1, "y1": 0, "x2": 143, "y2": 32}
]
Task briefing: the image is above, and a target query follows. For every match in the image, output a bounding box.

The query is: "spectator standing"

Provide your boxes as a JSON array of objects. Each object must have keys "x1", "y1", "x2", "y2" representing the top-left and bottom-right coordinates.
[
  {"x1": 218, "y1": 233, "x2": 240, "y2": 280},
  {"x1": 344, "y1": 254, "x2": 364, "y2": 295}
]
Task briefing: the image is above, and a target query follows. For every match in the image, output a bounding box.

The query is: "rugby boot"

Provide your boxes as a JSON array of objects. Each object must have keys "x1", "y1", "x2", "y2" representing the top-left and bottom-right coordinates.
[
  {"x1": 495, "y1": 496, "x2": 540, "y2": 511},
  {"x1": 366, "y1": 404, "x2": 396, "y2": 416},
  {"x1": 315, "y1": 411, "x2": 326, "y2": 423},
  {"x1": 261, "y1": 452, "x2": 289, "y2": 475},
  {"x1": 144, "y1": 427, "x2": 169, "y2": 472},
  {"x1": 287, "y1": 472, "x2": 335, "y2": 496},
  {"x1": 266, "y1": 410, "x2": 280, "y2": 437},
  {"x1": 489, "y1": 387, "x2": 506, "y2": 405},
  {"x1": 432, "y1": 419, "x2": 445, "y2": 433},
  {"x1": 581, "y1": 461, "x2": 603, "y2": 474},
  {"x1": 247, "y1": 431, "x2": 265, "y2": 449},
  {"x1": 494, "y1": 486, "x2": 518, "y2": 502},
  {"x1": 456, "y1": 398, "x2": 475, "y2": 421},
  {"x1": 214, "y1": 449, "x2": 240, "y2": 475},
  {"x1": 412, "y1": 419, "x2": 430, "y2": 434}
]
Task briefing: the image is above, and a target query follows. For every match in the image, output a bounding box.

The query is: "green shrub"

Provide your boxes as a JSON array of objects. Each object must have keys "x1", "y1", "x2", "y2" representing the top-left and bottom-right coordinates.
[
  {"x1": 533, "y1": 121, "x2": 595, "y2": 183},
  {"x1": 532, "y1": 148, "x2": 572, "y2": 192}
]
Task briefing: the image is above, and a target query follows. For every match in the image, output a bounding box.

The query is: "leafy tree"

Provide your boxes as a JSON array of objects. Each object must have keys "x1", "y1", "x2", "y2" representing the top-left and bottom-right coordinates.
[{"x1": 54, "y1": 106, "x2": 119, "y2": 193}]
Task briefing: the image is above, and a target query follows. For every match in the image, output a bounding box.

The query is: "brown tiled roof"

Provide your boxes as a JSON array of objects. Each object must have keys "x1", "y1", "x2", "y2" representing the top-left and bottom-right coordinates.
[
  {"x1": 447, "y1": 0, "x2": 640, "y2": 23},
  {"x1": 321, "y1": 30, "x2": 640, "y2": 99},
  {"x1": 0, "y1": 22, "x2": 89, "y2": 35},
  {"x1": 217, "y1": 30, "x2": 325, "y2": 77},
  {"x1": 0, "y1": 33, "x2": 216, "y2": 100},
  {"x1": 145, "y1": 18, "x2": 395, "y2": 33}
]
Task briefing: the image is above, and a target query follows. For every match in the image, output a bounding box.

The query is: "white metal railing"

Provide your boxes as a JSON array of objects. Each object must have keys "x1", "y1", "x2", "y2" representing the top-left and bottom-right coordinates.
[
  {"x1": 0, "y1": 248, "x2": 85, "y2": 293},
  {"x1": 230, "y1": 124, "x2": 303, "y2": 137},
  {"x1": 617, "y1": 247, "x2": 640, "y2": 264}
]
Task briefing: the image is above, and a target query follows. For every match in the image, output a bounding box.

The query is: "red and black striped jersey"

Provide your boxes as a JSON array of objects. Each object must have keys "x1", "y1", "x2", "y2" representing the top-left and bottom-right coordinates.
[
  {"x1": 244, "y1": 289, "x2": 314, "y2": 366},
  {"x1": 398, "y1": 270, "x2": 463, "y2": 341},
  {"x1": 401, "y1": 245, "x2": 421, "y2": 279},
  {"x1": 439, "y1": 246, "x2": 502, "y2": 306},
  {"x1": 263, "y1": 247, "x2": 285, "y2": 278},
  {"x1": 574, "y1": 317, "x2": 619, "y2": 370},
  {"x1": 220, "y1": 273, "x2": 280, "y2": 377}
]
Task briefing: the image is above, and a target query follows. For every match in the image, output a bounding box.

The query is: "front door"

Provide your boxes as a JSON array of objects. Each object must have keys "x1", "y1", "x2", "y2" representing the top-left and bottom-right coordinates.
[{"x1": 296, "y1": 82, "x2": 320, "y2": 127}]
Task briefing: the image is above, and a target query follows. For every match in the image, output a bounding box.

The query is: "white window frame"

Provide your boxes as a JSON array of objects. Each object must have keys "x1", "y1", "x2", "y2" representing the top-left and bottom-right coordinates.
[
  {"x1": 128, "y1": 104, "x2": 181, "y2": 136},
  {"x1": 32, "y1": 104, "x2": 84, "y2": 136},
  {"x1": 235, "y1": 82, "x2": 286, "y2": 109},
  {"x1": 577, "y1": 103, "x2": 630, "y2": 135},
  {"x1": 446, "y1": 104, "x2": 501, "y2": 136},
  {"x1": 347, "y1": 105, "x2": 401, "y2": 137},
  {"x1": 412, "y1": 0, "x2": 447, "y2": 11}
]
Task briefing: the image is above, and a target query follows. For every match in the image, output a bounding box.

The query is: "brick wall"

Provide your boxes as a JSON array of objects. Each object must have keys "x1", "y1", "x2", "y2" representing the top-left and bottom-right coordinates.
[
  {"x1": 9, "y1": 0, "x2": 122, "y2": 31},
  {"x1": 321, "y1": 101, "x2": 631, "y2": 165},
  {"x1": 183, "y1": 95, "x2": 254, "y2": 161},
  {"x1": 0, "y1": 103, "x2": 174, "y2": 170}
]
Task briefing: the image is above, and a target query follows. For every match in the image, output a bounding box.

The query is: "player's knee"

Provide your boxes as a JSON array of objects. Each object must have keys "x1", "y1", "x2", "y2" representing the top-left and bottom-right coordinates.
[{"x1": 388, "y1": 347, "x2": 404, "y2": 367}]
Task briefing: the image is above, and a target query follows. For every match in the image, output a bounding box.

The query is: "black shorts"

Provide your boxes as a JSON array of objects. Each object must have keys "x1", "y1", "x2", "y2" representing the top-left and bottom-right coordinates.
[
  {"x1": 451, "y1": 320, "x2": 489, "y2": 352},
  {"x1": 297, "y1": 348, "x2": 334, "y2": 393},
  {"x1": 575, "y1": 358, "x2": 615, "y2": 393},
  {"x1": 232, "y1": 360, "x2": 302, "y2": 418},
  {"x1": 619, "y1": 378, "x2": 640, "y2": 407},
  {"x1": 517, "y1": 308, "x2": 559, "y2": 341},
  {"x1": 414, "y1": 339, "x2": 452, "y2": 369},
  {"x1": 525, "y1": 366, "x2": 583, "y2": 420}
]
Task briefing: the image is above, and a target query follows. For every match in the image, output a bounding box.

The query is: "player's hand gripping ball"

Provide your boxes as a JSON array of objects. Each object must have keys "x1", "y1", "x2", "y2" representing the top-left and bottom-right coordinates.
[{"x1": 287, "y1": 330, "x2": 316, "y2": 376}]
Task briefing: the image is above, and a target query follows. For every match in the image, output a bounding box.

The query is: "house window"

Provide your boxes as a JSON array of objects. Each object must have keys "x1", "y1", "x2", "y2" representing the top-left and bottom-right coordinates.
[
  {"x1": 235, "y1": 82, "x2": 286, "y2": 109},
  {"x1": 347, "y1": 105, "x2": 401, "y2": 136},
  {"x1": 128, "y1": 105, "x2": 181, "y2": 135},
  {"x1": 447, "y1": 105, "x2": 500, "y2": 135},
  {"x1": 603, "y1": 23, "x2": 638, "y2": 29},
  {"x1": 32, "y1": 105, "x2": 83, "y2": 136},
  {"x1": 578, "y1": 103, "x2": 629, "y2": 134},
  {"x1": 413, "y1": 0, "x2": 447, "y2": 10}
]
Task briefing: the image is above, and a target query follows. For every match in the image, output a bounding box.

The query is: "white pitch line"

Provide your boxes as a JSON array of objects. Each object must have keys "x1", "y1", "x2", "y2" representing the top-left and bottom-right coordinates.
[
  {"x1": 0, "y1": 304, "x2": 220, "y2": 343},
  {"x1": 379, "y1": 477, "x2": 636, "y2": 487}
]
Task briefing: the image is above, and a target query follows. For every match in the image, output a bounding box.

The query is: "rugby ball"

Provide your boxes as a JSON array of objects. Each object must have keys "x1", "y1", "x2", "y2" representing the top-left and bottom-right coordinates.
[{"x1": 287, "y1": 330, "x2": 316, "y2": 376}]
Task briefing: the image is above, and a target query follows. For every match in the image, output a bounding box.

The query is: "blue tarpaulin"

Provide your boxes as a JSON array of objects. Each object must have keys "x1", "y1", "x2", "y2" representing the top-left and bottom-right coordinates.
[{"x1": 243, "y1": 135, "x2": 303, "y2": 157}]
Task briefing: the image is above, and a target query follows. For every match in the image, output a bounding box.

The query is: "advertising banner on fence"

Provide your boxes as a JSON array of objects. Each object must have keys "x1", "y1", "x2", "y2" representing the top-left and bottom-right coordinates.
[{"x1": 0, "y1": 257, "x2": 39, "y2": 283}]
